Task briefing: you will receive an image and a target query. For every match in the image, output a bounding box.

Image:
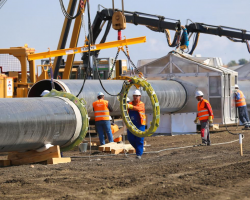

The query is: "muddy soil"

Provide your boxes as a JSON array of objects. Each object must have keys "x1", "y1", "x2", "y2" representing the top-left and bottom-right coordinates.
[{"x1": 0, "y1": 126, "x2": 250, "y2": 200}]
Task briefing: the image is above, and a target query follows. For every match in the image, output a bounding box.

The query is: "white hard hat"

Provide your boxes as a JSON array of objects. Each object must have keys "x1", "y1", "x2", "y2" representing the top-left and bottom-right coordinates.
[
  {"x1": 41, "y1": 90, "x2": 50, "y2": 97},
  {"x1": 235, "y1": 84, "x2": 239, "y2": 89},
  {"x1": 133, "y1": 90, "x2": 141, "y2": 96},
  {"x1": 97, "y1": 92, "x2": 104, "y2": 97},
  {"x1": 127, "y1": 97, "x2": 130, "y2": 102},
  {"x1": 195, "y1": 90, "x2": 204, "y2": 97},
  {"x1": 109, "y1": 116, "x2": 112, "y2": 121}
]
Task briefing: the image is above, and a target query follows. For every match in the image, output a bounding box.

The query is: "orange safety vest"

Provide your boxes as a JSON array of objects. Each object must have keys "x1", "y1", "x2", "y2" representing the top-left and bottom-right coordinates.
[
  {"x1": 197, "y1": 99, "x2": 214, "y2": 121},
  {"x1": 92, "y1": 99, "x2": 110, "y2": 121},
  {"x1": 129, "y1": 101, "x2": 146, "y2": 125},
  {"x1": 111, "y1": 124, "x2": 122, "y2": 142},
  {"x1": 235, "y1": 90, "x2": 246, "y2": 107}
]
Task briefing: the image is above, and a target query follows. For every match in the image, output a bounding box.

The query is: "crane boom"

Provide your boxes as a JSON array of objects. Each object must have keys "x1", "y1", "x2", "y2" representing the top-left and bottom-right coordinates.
[{"x1": 27, "y1": 36, "x2": 146, "y2": 61}]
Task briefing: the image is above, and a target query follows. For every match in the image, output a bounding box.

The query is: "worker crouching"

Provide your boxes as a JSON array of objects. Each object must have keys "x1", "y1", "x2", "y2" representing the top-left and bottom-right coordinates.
[
  {"x1": 127, "y1": 90, "x2": 146, "y2": 159},
  {"x1": 110, "y1": 116, "x2": 122, "y2": 143},
  {"x1": 194, "y1": 91, "x2": 214, "y2": 146},
  {"x1": 93, "y1": 92, "x2": 114, "y2": 145}
]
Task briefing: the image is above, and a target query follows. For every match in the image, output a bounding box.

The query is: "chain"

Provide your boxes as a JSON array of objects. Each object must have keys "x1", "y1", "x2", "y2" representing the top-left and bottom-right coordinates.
[
  {"x1": 121, "y1": 49, "x2": 140, "y2": 74},
  {"x1": 81, "y1": 8, "x2": 89, "y2": 44},
  {"x1": 108, "y1": 48, "x2": 121, "y2": 79}
]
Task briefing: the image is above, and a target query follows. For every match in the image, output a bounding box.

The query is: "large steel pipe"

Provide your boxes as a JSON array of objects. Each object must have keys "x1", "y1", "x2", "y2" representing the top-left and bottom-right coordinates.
[
  {"x1": 28, "y1": 80, "x2": 187, "y2": 116},
  {"x1": 0, "y1": 97, "x2": 82, "y2": 152}
]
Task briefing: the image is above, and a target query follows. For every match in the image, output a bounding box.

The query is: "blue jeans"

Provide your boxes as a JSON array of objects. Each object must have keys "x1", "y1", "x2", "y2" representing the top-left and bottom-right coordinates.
[
  {"x1": 95, "y1": 120, "x2": 114, "y2": 145},
  {"x1": 238, "y1": 106, "x2": 250, "y2": 127}
]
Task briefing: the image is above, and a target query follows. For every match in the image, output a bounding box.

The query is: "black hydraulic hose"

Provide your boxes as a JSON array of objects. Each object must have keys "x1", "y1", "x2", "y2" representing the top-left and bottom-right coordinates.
[
  {"x1": 94, "y1": 20, "x2": 112, "y2": 57},
  {"x1": 59, "y1": 0, "x2": 83, "y2": 19},
  {"x1": 0, "y1": 0, "x2": 7, "y2": 9},
  {"x1": 189, "y1": 32, "x2": 200, "y2": 55},
  {"x1": 164, "y1": 29, "x2": 181, "y2": 47},
  {"x1": 246, "y1": 40, "x2": 250, "y2": 53},
  {"x1": 76, "y1": 0, "x2": 92, "y2": 97},
  {"x1": 93, "y1": 56, "x2": 125, "y2": 97},
  {"x1": 86, "y1": 0, "x2": 93, "y2": 45},
  {"x1": 227, "y1": 37, "x2": 250, "y2": 54}
]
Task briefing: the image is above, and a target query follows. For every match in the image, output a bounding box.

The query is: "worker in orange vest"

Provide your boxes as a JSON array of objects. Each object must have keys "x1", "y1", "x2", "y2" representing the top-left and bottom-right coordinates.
[
  {"x1": 127, "y1": 90, "x2": 146, "y2": 159},
  {"x1": 92, "y1": 92, "x2": 114, "y2": 145},
  {"x1": 110, "y1": 116, "x2": 122, "y2": 143},
  {"x1": 235, "y1": 85, "x2": 250, "y2": 130},
  {"x1": 194, "y1": 90, "x2": 214, "y2": 146}
]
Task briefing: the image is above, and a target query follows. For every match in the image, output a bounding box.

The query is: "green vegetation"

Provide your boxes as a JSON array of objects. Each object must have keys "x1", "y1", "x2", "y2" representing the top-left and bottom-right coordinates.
[{"x1": 227, "y1": 59, "x2": 249, "y2": 67}]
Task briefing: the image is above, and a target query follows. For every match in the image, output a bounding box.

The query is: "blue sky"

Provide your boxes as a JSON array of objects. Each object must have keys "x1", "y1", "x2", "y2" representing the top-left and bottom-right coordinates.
[{"x1": 0, "y1": 0, "x2": 249, "y2": 69}]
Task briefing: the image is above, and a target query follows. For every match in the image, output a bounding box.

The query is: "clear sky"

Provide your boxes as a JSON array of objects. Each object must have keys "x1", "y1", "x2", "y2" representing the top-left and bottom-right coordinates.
[{"x1": 0, "y1": 0, "x2": 249, "y2": 69}]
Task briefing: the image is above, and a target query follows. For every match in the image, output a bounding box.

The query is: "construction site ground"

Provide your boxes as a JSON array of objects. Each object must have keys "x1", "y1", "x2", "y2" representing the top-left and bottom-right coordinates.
[{"x1": 1, "y1": 125, "x2": 250, "y2": 200}]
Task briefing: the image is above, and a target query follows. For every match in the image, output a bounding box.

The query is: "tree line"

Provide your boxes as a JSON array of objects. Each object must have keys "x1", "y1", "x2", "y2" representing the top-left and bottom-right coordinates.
[{"x1": 227, "y1": 59, "x2": 250, "y2": 67}]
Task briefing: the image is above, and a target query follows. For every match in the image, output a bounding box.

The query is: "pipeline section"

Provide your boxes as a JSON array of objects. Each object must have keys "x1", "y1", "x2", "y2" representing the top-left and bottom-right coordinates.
[
  {"x1": 28, "y1": 79, "x2": 187, "y2": 116},
  {"x1": 0, "y1": 97, "x2": 82, "y2": 152}
]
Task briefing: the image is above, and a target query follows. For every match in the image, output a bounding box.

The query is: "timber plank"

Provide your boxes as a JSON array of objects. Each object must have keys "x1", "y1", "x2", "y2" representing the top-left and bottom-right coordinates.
[
  {"x1": 47, "y1": 157, "x2": 71, "y2": 165},
  {"x1": 98, "y1": 142, "x2": 116, "y2": 151}
]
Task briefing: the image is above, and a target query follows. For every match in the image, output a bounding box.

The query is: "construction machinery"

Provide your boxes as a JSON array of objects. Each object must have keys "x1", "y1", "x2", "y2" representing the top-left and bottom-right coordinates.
[{"x1": 1, "y1": 1, "x2": 250, "y2": 158}]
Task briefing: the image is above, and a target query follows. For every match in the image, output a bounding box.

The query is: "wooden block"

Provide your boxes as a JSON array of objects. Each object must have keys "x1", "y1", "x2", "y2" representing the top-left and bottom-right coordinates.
[
  {"x1": 47, "y1": 157, "x2": 71, "y2": 165},
  {"x1": 128, "y1": 149, "x2": 136, "y2": 154},
  {"x1": 9, "y1": 146, "x2": 61, "y2": 165},
  {"x1": 98, "y1": 142, "x2": 116, "y2": 151},
  {"x1": 105, "y1": 144, "x2": 122, "y2": 152},
  {"x1": 111, "y1": 149, "x2": 124, "y2": 154},
  {"x1": 0, "y1": 160, "x2": 10, "y2": 167}
]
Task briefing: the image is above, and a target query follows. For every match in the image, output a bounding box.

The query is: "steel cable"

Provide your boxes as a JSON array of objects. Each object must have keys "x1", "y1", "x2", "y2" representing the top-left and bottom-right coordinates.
[
  {"x1": 0, "y1": 0, "x2": 7, "y2": 9},
  {"x1": 59, "y1": 0, "x2": 83, "y2": 19}
]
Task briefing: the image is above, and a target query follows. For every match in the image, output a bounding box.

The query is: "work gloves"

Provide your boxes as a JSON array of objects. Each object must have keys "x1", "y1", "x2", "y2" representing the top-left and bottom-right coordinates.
[
  {"x1": 194, "y1": 117, "x2": 199, "y2": 124},
  {"x1": 208, "y1": 116, "x2": 213, "y2": 124},
  {"x1": 127, "y1": 104, "x2": 133, "y2": 109}
]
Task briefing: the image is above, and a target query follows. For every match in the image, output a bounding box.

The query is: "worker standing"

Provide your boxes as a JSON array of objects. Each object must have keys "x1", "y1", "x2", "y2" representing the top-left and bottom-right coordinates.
[
  {"x1": 194, "y1": 91, "x2": 213, "y2": 146},
  {"x1": 93, "y1": 92, "x2": 114, "y2": 145},
  {"x1": 127, "y1": 90, "x2": 146, "y2": 159},
  {"x1": 235, "y1": 85, "x2": 250, "y2": 130}
]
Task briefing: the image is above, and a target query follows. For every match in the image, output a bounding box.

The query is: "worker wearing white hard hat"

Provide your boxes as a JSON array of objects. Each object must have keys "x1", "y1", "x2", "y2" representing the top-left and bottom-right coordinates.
[
  {"x1": 40, "y1": 90, "x2": 50, "y2": 97},
  {"x1": 194, "y1": 90, "x2": 214, "y2": 146},
  {"x1": 133, "y1": 90, "x2": 141, "y2": 96},
  {"x1": 92, "y1": 92, "x2": 114, "y2": 145},
  {"x1": 234, "y1": 85, "x2": 250, "y2": 130},
  {"x1": 127, "y1": 90, "x2": 146, "y2": 159},
  {"x1": 97, "y1": 92, "x2": 104, "y2": 97},
  {"x1": 195, "y1": 90, "x2": 204, "y2": 97}
]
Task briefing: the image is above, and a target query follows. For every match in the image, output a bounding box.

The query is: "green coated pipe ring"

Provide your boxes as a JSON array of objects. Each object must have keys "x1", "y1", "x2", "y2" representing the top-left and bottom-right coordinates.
[
  {"x1": 44, "y1": 89, "x2": 89, "y2": 152},
  {"x1": 120, "y1": 77, "x2": 160, "y2": 137}
]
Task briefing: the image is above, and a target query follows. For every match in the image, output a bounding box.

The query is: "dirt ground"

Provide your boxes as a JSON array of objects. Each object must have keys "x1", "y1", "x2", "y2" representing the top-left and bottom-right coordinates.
[{"x1": 1, "y1": 126, "x2": 250, "y2": 200}]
